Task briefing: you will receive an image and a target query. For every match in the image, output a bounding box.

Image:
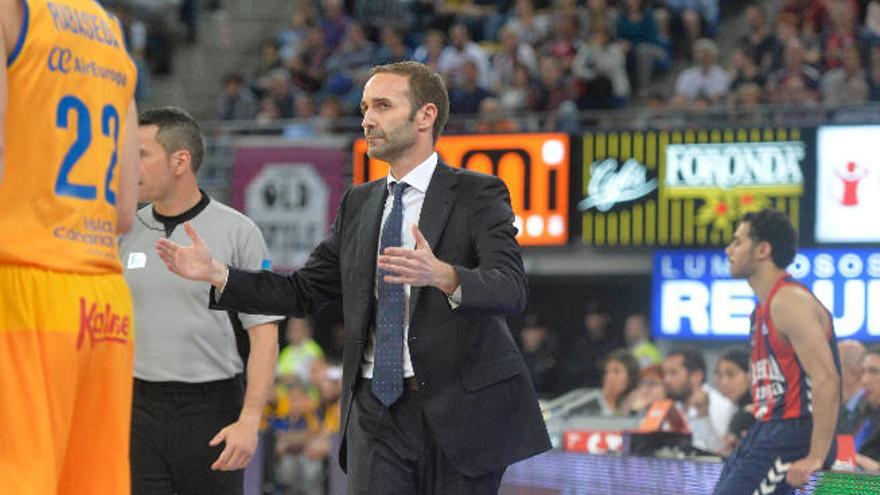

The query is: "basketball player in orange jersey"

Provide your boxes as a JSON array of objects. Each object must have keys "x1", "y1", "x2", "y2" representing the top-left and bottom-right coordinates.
[{"x1": 0, "y1": 0, "x2": 139, "y2": 493}]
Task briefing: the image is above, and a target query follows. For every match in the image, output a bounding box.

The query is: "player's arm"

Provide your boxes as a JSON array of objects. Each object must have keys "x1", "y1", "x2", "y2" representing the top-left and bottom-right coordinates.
[
  {"x1": 0, "y1": 32, "x2": 7, "y2": 184},
  {"x1": 772, "y1": 286, "x2": 840, "y2": 486},
  {"x1": 0, "y1": 0, "x2": 18, "y2": 182},
  {"x1": 115, "y1": 99, "x2": 139, "y2": 234},
  {"x1": 208, "y1": 321, "x2": 278, "y2": 471}
]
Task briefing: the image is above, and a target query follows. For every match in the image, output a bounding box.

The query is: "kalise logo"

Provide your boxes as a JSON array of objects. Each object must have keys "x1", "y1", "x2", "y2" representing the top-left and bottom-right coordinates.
[{"x1": 76, "y1": 298, "x2": 131, "y2": 350}]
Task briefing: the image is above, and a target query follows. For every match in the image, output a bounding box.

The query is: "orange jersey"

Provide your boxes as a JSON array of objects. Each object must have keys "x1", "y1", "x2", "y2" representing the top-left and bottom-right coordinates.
[{"x1": 0, "y1": 0, "x2": 137, "y2": 274}]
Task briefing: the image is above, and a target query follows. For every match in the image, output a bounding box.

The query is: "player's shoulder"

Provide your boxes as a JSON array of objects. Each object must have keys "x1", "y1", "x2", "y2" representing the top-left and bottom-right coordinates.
[
  {"x1": 772, "y1": 282, "x2": 814, "y2": 308},
  {"x1": 0, "y1": 0, "x2": 23, "y2": 49},
  {"x1": 769, "y1": 282, "x2": 822, "y2": 325}
]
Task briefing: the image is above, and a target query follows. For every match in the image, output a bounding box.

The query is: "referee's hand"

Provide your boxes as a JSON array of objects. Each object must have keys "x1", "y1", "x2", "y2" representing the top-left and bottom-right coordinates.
[{"x1": 209, "y1": 419, "x2": 259, "y2": 471}]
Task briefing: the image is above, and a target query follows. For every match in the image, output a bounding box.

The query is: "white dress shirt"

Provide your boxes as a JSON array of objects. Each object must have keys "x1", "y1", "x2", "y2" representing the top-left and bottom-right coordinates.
[
  {"x1": 361, "y1": 152, "x2": 449, "y2": 379},
  {"x1": 685, "y1": 384, "x2": 738, "y2": 454}
]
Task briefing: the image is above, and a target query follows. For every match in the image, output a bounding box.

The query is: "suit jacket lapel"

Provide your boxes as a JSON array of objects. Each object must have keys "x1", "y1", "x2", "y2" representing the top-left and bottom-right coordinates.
[
  {"x1": 410, "y1": 162, "x2": 457, "y2": 315},
  {"x1": 354, "y1": 180, "x2": 387, "y2": 340}
]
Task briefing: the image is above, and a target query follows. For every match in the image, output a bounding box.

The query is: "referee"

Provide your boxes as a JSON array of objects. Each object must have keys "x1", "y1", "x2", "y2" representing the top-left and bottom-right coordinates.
[{"x1": 121, "y1": 107, "x2": 281, "y2": 494}]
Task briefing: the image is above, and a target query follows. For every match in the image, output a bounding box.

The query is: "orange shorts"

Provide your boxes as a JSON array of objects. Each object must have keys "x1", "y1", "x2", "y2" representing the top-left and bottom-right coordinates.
[{"x1": 0, "y1": 265, "x2": 134, "y2": 495}]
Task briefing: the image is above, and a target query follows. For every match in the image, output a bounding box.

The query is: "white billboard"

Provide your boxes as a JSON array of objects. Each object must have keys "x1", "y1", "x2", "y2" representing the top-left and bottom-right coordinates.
[{"x1": 816, "y1": 126, "x2": 880, "y2": 243}]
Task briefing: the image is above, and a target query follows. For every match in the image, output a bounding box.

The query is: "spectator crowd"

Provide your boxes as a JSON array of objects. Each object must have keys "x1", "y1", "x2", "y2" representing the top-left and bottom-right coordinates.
[{"x1": 215, "y1": 0, "x2": 880, "y2": 133}]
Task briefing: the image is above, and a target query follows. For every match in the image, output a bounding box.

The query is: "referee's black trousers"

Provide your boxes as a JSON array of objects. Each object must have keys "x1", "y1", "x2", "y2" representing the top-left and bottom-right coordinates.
[{"x1": 131, "y1": 376, "x2": 245, "y2": 495}]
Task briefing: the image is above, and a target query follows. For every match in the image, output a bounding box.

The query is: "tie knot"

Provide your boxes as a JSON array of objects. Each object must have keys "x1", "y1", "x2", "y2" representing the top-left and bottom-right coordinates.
[{"x1": 391, "y1": 181, "x2": 409, "y2": 198}]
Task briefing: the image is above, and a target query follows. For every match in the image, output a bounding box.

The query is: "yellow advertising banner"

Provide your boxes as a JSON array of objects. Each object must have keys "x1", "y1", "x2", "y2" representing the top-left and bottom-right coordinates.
[
  {"x1": 353, "y1": 133, "x2": 570, "y2": 246},
  {"x1": 578, "y1": 128, "x2": 805, "y2": 247}
]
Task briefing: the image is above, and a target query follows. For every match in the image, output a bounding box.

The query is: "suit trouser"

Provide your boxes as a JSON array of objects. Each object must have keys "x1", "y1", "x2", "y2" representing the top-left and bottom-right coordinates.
[
  {"x1": 346, "y1": 377, "x2": 505, "y2": 495},
  {"x1": 131, "y1": 377, "x2": 245, "y2": 495}
]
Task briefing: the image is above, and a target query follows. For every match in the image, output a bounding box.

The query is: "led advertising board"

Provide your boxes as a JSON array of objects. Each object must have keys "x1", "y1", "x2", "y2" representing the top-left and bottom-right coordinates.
[
  {"x1": 579, "y1": 128, "x2": 807, "y2": 247},
  {"x1": 652, "y1": 249, "x2": 880, "y2": 341},
  {"x1": 353, "y1": 134, "x2": 569, "y2": 246},
  {"x1": 815, "y1": 126, "x2": 880, "y2": 243}
]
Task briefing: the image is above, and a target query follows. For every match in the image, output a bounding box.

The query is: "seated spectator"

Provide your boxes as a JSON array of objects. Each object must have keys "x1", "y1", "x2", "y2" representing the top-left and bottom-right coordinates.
[
  {"x1": 728, "y1": 46, "x2": 766, "y2": 95},
  {"x1": 738, "y1": 3, "x2": 777, "y2": 75},
  {"x1": 490, "y1": 25, "x2": 539, "y2": 92},
  {"x1": 323, "y1": 22, "x2": 377, "y2": 101},
  {"x1": 622, "y1": 364, "x2": 666, "y2": 416},
  {"x1": 376, "y1": 27, "x2": 413, "y2": 65},
  {"x1": 352, "y1": 0, "x2": 416, "y2": 34},
  {"x1": 277, "y1": 317, "x2": 325, "y2": 384},
  {"x1": 584, "y1": 0, "x2": 619, "y2": 37},
  {"x1": 552, "y1": 0, "x2": 592, "y2": 39},
  {"x1": 865, "y1": 0, "x2": 880, "y2": 42},
  {"x1": 572, "y1": 19, "x2": 630, "y2": 109},
  {"x1": 672, "y1": 38, "x2": 729, "y2": 107},
  {"x1": 713, "y1": 349, "x2": 754, "y2": 456},
  {"x1": 561, "y1": 301, "x2": 623, "y2": 390},
  {"x1": 474, "y1": 97, "x2": 520, "y2": 133},
  {"x1": 780, "y1": 0, "x2": 829, "y2": 32},
  {"x1": 541, "y1": 15, "x2": 580, "y2": 74},
  {"x1": 869, "y1": 44, "x2": 880, "y2": 100},
  {"x1": 319, "y1": 0, "x2": 351, "y2": 50},
  {"x1": 599, "y1": 349, "x2": 640, "y2": 416},
  {"x1": 800, "y1": 19, "x2": 823, "y2": 68},
  {"x1": 617, "y1": 0, "x2": 670, "y2": 95},
  {"x1": 286, "y1": 25, "x2": 332, "y2": 94},
  {"x1": 623, "y1": 314, "x2": 661, "y2": 368},
  {"x1": 730, "y1": 83, "x2": 765, "y2": 125},
  {"x1": 517, "y1": 314, "x2": 558, "y2": 398},
  {"x1": 314, "y1": 96, "x2": 346, "y2": 134},
  {"x1": 854, "y1": 348, "x2": 880, "y2": 472},
  {"x1": 823, "y1": 0, "x2": 859, "y2": 71},
  {"x1": 412, "y1": 29, "x2": 447, "y2": 71},
  {"x1": 273, "y1": 377, "x2": 325, "y2": 495},
  {"x1": 257, "y1": 69, "x2": 295, "y2": 119},
  {"x1": 434, "y1": 0, "x2": 507, "y2": 42},
  {"x1": 822, "y1": 45, "x2": 869, "y2": 106},
  {"x1": 655, "y1": 0, "x2": 720, "y2": 47},
  {"x1": 256, "y1": 96, "x2": 282, "y2": 125},
  {"x1": 217, "y1": 72, "x2": 258, "y2": 121},
  {"x1": 528, "y1": 56, "x2": 577, "y2": 113},
  {"x1": 766, "y1": 38, "x2": 821, "y2": 105},
  {"x1": 498, "y1": 62, "x2": 536, "y2": 112},
  {"x1": 304, "y1": 359, "x2": 342, "y2": 465},
  {"x1": 504, "y1": 0, "x2": 551, "y2": 47},
  {"x1": 449, "y1": 60, "x2": 493, "y2": 115},
  {"x1": 254, "y1": 39, "x2": 284, "y2": 82},
  {"x1": 438, "y1": 23, "x2": 491, "y2": 90},
  {"x1": 278, "y1": 7, "x2": 315, "y2": 62},
  {"x1": 767, "y1": 13, "x2": 800, "y2": 72},
  {"x1": 838, "y1": 340, "x2": 867, "y2": 434},
  {"x1": 662, "y1": 347, "x2": 737, "y2": 454},
  {"x1": 284, "y1": 96, "x2": 320, "y2": 138}
]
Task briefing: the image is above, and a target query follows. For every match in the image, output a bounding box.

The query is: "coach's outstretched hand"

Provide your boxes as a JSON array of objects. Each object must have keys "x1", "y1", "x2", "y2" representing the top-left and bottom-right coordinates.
[{"x1": 156, "y1": 222, "x2": 226, "y2": 287}]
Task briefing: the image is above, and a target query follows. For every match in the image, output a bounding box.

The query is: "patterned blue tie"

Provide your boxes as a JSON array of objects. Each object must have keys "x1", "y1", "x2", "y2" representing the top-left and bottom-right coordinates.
[{"x1": 372, "y1": 181, "x2": 409, "y2": 407}]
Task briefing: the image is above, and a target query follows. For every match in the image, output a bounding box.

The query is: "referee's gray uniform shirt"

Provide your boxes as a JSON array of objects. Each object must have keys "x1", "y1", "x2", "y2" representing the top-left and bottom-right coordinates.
[{"x1": 121, "y1": 198, "x2": 280, "y2": 382}]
